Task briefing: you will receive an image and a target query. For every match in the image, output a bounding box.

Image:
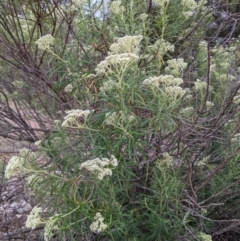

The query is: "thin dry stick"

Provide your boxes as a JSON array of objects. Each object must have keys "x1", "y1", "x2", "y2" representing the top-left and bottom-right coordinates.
[{"x1": 212, "y1": 221, "x2": 240, "y2": 237}]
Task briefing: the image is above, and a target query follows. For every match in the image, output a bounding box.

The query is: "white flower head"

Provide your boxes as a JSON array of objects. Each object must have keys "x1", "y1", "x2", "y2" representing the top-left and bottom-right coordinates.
[
  {"x1": 199, "y1": 40, "x2": 208, "y2": 48},
  {"x1": 104, "y1": 111, "x2": 134, "y2": 126},
  {"x1": 197, "y1": 155, "x2": 211, "y2": 167},
  {"x1": 114, "y1": 25, "x2": 120, "y2": 31},
  {"x1": 44, "y1": 216, "x2": 59, "y2": 241},
  {"x1": 90, "y1": 212, "x2": 108, "y2": 233},
  {"x1": 104, "y1": 112, "x2": 118, "y2": 125},
  {"x1": 35, "y1": 34, "x2": 54, "y2": 50},
  {"x1": 148, "y1": 39, "x2": 174, "y2": 58},
  {"x1": 185, "y1": 94, "x2": 193, "y2": 100},
  {"x1": 140, "y1": 13, "x2": 148, "y2": 21},
  {"x1": 164, "y1": 86, "x2": 186, "y2": 99},
  {"x1": 64, "y1": 84, "x2": 73, "y2": 93},
  {"x1": 54, "y1": 120, "x2": 61, "y2": 125},
  {"x1": 183, "y1": 11, "x2": 194, "y2": 18},
  {"x1": 231, "y1": 133, "x2": 240, "y2": 143},
  {"x1": 181, "y1": 0, "x2": 198, "y2": 11},
  {"x1": 80, "y1": 155, "x2": 118, "y2": 180},
  {"x1": 108, "y1": 53, "x2": 139, "y2": 65},
  {"x1": 156, "y1": 152, "x2": 174, "y2": 168},
  {"x1": 165, "y1": 58, "x2": 188, "y2": 76},
  {"x1": 100, "y1": 79, "x2": 120, "y2": 93},
  {"x1": 95, "y1": 35, "x2": 142, "y2": 75},
  {"x1": 72, "y1": 0, "x2": 85, "y2": 9},
  {"x1": 62, "y1": 109, "x2": 91, "y2": 128},
  {"x1": 194, "y1": 79, "x2": 207, "y2": 91},
  {"x1": 95, "y1": 53, "x2": 139, "y2": 75},
  {"x1": 180, "y1": 107, "x2": 194, "y2": 116},
  {"x1": 197, "y1": 232, "x2": 212, "y2": 241},
  {"x1": 110, "y1": 155, "x2": 118, "y2": 167},
  {"x1": 206, "y1": 101, "x2": 214, "y2": 109},
  {"x1": 35, "y1": 140, "x2": 42, "y2": 146},
  {"x1": 26, "y1": 206, "x2": 43, "y2": 229},
  {"x1": 109, "y1": 0, "x2": 125, "y2": 15},
  {"x1": 109, "y1": 35, "x2": 143, "y2": 55},
  {"x1": 12, "y1": 80, "x2": 26, "y2": 88},
  {"x1": 233, "y1": 92, "x2": 240, "y2": 105},
  {"x1": 154, "y1": 0, "x2": 170, "y2": 8},
  {"x1": 5, "y1": 156, "x2": 25, "y2": 179},
  {"x1": 142, "y1": 76, "x2": 162, "y2": 87},
  {"x1": 159, "y1": 75, "x2": 183, "y2": 86},
  {"x1": 98, "y1": 168, "x2": 112, "y2": 180}
]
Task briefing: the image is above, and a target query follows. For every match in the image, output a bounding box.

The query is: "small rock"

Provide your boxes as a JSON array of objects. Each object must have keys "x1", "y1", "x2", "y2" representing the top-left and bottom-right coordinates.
[{"x1": 9, "y1": 202, "x2": 18, "y2": 209}]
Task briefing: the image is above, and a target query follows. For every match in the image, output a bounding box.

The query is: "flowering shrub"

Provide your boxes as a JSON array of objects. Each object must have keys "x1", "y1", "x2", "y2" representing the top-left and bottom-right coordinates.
[{"x1": 2, "y1": 0, "x2": 240, "y2": 240}]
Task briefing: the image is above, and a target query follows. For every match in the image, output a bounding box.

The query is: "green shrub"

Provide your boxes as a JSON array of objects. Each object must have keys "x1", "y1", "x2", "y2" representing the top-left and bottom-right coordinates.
[{"x1": 2, "y1": 0, "x2": 240, "y2": 240}]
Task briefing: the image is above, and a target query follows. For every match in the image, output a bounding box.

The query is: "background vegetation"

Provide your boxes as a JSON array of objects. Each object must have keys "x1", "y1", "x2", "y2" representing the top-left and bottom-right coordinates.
[{"x1": 1, "y1": 0, "x2": 240, "y2": 240}]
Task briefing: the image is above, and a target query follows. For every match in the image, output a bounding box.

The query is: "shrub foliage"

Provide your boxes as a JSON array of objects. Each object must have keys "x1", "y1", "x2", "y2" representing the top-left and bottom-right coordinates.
[{"x1": 2, "y1": 0, "x2": 240, "y2": 240}]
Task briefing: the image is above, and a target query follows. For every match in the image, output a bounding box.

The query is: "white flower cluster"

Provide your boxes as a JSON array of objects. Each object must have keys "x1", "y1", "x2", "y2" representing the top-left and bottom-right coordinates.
[
  {"x1": 96, "y1": 35, "x2": 142, "y2": 76},
  {"x1": 233, "y1": 90, "x2": 240, "y2": 105},
  {"x1": 104, "y1": 111, "x2": 134, "y2": 126},
  {"x1": 154, "y1": 0, "x2": 170, "y2": 8},
  {"x1": 35, "y1": 34, "x2": 54, "y2": 51},
  {"x1": 60, "y1": 0, "x2": 84, "y2": 12},
  {"x1": 142, "y1": 76, "x2": 161, "y2": 87},
  {"x1": 109, "y1": 35, "x2": 143, "y2": 55},
  {"x1": 12, "y1": 80, "x2": 26, "y2": 88},
  {"x1": 210, "y1": 45, "x2": 236, "y2": 83},
  {"x1": 143, "y1": 75, "x2": 186, "y2": 100},
  {"x1": 180, "y1": 106, "x2": 194, "y2": 116},
  {"x1": 206, "y1": 101, "x2": 214, "y2": 109},
  {"x1": 80, "y1": 155, "x2": 118, "y2": 180},
  {"x1": 140, "y1": 13, "x2": 148, "y2": 21},
  {"x1": 26, "y1": 206, "x2": 59, "y2": 241},
  {"x1": 26, "y1": 206, "x2": 43, "y2": 229},
  {"x1": 197, "y1": 232, "x2": 212, "y2": 241},
  {"x1": 109, "y1": 0, "x2": 125, "y2": 15},
  {"x1": 64, "y1": 84, "x2": 73, "y2": 93},
  {"x1": 181, "y1": 0, "x2": 207, "y2": 19},
  {"x1": 5, "y1": 156, "x2": 25, "y2": 179},
  {"x1": 72, "y1": 0, "x2": 85, "y2": 9},
  {"x1": 156, "y1": 152, "x2": 174, "y2": 168},
  {"x1": 20, "y1": 148, "x2": 36, "y2": 160},
  {"x1": 197, "y1": 155, "x2": 211, "y2": 167},
  {"x1": 185, "y1": 94, "x2": 193, "y2": 100},
  {"x1": 90, "y1": 212, "x2": 108, "y2": 233},
  {"x1": 165, "y1": 86, "x2": 186, "y2": 99},
  {"x1": 142, "y1": 75, "x2": 183, "y2": 87},
  {"x1": 197, "y1": 0, "x2": 208, "y2": 11},
  {"x1": 147, "y1": 39, "x2": 174, "y2": 59},
  {"x1": 224, "y1": 119, "x2": 237, "y2": 130},
  {"x1": 65, "y1": 72, "x2": 82, "y2": 83},
  {"x1": 5, "y1": 148, "x2": 36, "y2": 179},
  {"x1": 181, "y1": 0, "x2": 197, "y2": 11},
  {"x1": 165, "y1": 58, "x2": 188, "y2": 76},
  {"x1": 231, "y1": 133, "x2": 240, "y2": 143},
  {"x1": 100, "y1": 79, "x2": 121, "y2": 93},
  {"x1": 61, "y1": 109, "x2": 91, "y2": 128},
  {"x1": 183, "y1": 11, "x2": 194, "y2": 18},
  {"x1": 219, "y1": 74, "x2": 235, "y2": 82},
  {"x1": 44, "y1": 216, "x2": 59, "y2": 241},
  {"x1": 199, "y1": 40, "x2": 208, "y2": 48},
  {"x1": 95, "y1": 53, "x2": 139, "y2": 75},
  {"x1": 194, "y1": 79, "x2": 207, "y2": 91},
  {"x1": 35, "y1": 140, "x2": 42, "y2": 146}
]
